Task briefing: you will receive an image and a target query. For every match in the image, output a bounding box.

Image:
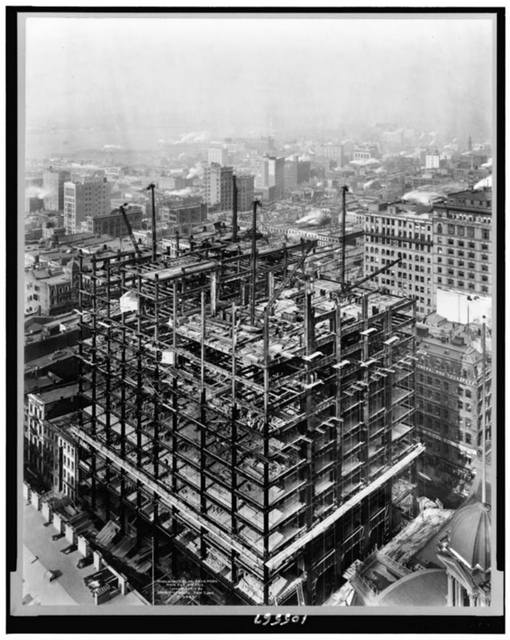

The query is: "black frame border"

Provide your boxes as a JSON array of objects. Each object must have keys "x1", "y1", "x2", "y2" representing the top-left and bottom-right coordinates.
[{"x1": 6, "y1": 5, "x2": 505, "y2": 635}]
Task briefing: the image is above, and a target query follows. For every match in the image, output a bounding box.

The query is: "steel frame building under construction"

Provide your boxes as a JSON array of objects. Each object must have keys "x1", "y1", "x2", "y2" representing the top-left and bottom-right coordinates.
[{"x1": 71, "y1": 234, "x2": 424, "y2": 605}]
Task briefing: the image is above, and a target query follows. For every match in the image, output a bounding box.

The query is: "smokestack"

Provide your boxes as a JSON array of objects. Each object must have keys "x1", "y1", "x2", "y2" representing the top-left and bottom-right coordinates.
[{"x1": 232, "y1": 174, "x2": 238, "y2": 243}]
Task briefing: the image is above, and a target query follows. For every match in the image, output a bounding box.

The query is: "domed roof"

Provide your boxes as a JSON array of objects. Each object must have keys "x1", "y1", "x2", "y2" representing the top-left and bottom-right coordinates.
[
  {"x1": 447, "y1": 502, "x2": 490, "y2": 571},
  {"x1": 375, "y1": 569, "x2": 447, "y2": 607}
]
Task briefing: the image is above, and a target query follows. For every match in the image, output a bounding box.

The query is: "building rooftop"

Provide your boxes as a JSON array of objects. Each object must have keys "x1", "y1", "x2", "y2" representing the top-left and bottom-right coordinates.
[
  {"x1": 375, "y1": 569, "x2": 447, "y2": 607},
  {"x1": 446, "y1": 501, "x2": 491, "y2": 572},
  {"x1": 45, "y1": 274, "x2": 71, "y2": 286},
  {"x1": 29, "y1": 383, "x2": 78, "y2": 404},
  {"x1": 25, "y1": 347, "x2": 76, "y2": 372}
]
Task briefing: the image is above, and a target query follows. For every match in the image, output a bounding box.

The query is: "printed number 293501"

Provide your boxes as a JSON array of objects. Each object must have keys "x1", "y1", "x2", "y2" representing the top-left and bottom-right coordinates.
[{"x1": 254, "y1": 613, "x2": 307, "y2": 626}]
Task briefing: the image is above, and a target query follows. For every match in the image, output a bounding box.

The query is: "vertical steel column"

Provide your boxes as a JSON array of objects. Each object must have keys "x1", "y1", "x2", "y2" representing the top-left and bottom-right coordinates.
[
  {"x1": 199, "y1": 290, "x2": 207, "y2": 561},
  {"x1": 250, "y1": 200, "x2": 259, "y2": 324},
  {"x1": 262, "y1": 310, "x2": 270, "y2": 604},
  {"x1": 147, "y1": 183, "x2": 157, "y2": 261},
  {"x1": 90, "y1": 254, "x2": 97, "y2": 510},
  {"x1": 171, "y1": 280, "x2": 178, "y2": 554},
  {"x1": 78, "y1": 251, "x2": 84, "y2": 432},
  {"x1": 152, "y1": 274, "x2": 161, "y2": 575},
  {"x1": 119, "y1": 312, "x2": 127, "y2": 533},
  {"x1": 303, "y1": 279, "x2": 315, "y2": 604},
  {"x1": 340, "y1": 185, "x2": 348, "y2": 289},
  {"x1": 334, "y1": 296, "x2": 343, "y2": 502},
  {"x1": 230, "y1": 304, "x2": 238, "y2": 584},
  {"x1": 135, "y1": 266, "x2": 143, "y2": 544},
  {"x1": 232, "y1": 174, "x2": 238, "y2": 243},
  {"x1": 104, "y1": 259, "x2": 112, "y2": 522}
]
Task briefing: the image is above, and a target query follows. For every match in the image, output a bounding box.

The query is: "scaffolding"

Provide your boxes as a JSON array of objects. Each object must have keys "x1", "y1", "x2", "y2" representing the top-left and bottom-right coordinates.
[{"x1": 72, "y1": 235, "x2": 422, "y2": 605}]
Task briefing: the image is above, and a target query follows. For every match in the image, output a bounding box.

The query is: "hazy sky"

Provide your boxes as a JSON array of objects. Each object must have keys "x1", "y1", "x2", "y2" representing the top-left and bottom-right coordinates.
[{"x1": 24, "y1": 14, "x2": 494, "y2": 150}]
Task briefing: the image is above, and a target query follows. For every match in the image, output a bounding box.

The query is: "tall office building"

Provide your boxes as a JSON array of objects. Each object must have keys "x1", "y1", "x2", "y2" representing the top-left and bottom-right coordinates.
[
  {"x1": 297, "y1": 160, "x2": 311, "y2": 185},
  {"x1": 208, "y1": 147, "x2": 231, "y2": 166},
  {"x1": 432, "y1": 188, "x2": 492, "y2": 314},
  {"x1": 204, "y1": 163, "x2": 221, "y2": 207},
  {"x1": 284, "y1": 158, "x2": 299, "y2": 191},
  {"x1": 220, "y1": 166, "x2": 234, "y2": 211},
  {"x1": 204, "y1": 163, "x2": 234, "y2": 211},
  {"x1": 363, "y1": 202, "x2": 434, "y2": 318},
  {"x1": 256, "y1": 156, "x2": 285, "y2": 200},
  {"x1": 63, "y1": 178, "x2": 111, "y2": 234},
  {"x1": 236, "y1": 174, "x2": 255, "y2": 212},
  {"x1": 266, "y1": 156, "x2": 285, "y2": 200},
  {"x1": 43, "y1": 167, "x2": 71, "y2": 211}
]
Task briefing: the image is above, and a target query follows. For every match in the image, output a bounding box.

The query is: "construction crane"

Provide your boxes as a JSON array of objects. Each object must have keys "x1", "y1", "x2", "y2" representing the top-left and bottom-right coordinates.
[
  {"x1": 249, "y1": 200, "x2": 262, "y2": 323},
  {"x1": 261, "y1": 240, "x2": 317, "y2": 320},
  {"x1": 119, "y1": 203, "x2": 141, "y2": 258}
]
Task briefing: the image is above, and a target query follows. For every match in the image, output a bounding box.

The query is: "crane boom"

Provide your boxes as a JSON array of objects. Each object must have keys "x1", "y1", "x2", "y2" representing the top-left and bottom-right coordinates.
[
  {"x1": 343, "y1": 257, "x2": 402, "y2": 293},
  {"x1": 119, "y1": 204, "x2": 141, "y2": 258}
]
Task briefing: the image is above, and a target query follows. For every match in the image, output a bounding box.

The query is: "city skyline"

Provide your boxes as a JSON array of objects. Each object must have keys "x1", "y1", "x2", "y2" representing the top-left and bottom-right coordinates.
[{"x1": 25, "y1": 15, "x2": 494, "y2": 156}]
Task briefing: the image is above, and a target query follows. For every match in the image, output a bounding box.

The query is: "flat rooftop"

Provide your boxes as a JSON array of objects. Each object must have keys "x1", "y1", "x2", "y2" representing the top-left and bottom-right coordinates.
[{"x1": 29, "y1": 383, "x2": 78, "y2": 403}]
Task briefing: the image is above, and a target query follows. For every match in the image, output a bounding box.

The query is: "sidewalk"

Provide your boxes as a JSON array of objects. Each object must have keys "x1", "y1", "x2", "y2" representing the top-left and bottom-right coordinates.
[{"x1": 22, "y1": 502, "x2": 145, "y2": 607}]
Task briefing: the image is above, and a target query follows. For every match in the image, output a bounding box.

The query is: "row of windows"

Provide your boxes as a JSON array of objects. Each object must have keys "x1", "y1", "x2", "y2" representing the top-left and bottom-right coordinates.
[
  {"x1": 437, "y1": 224, "x2": 491, "y2": 239},
  {"x1": 437, "y1": 277, "x2": 489, "y2": 293},
  {"x1": 367, "y1": 246, "x2": 432, "y2": 263},
  {"x1": 367, "y1": 238, "x2": 432, "y2": 252}
]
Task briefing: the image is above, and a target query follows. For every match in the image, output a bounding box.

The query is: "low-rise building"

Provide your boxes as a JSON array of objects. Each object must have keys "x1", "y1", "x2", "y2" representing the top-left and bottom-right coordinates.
[
  {"x1": 160, "y1": 201, "x2": 207, "y2": 235},
  {"x1": 24, "y1": 384, "x2": 80, "y2": 495},
  {"x1": 85, "y1": 205, "x2": 144, "y2": 237},
  {"x1": 25, "y1": 267, "x2": 77, "y2": 316}
]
